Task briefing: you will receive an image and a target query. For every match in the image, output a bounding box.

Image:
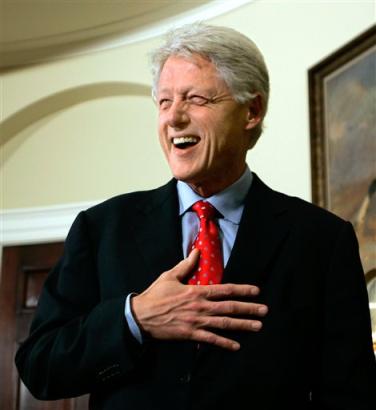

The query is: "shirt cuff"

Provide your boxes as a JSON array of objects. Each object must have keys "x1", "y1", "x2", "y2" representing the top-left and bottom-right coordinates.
[{"x1": 124, "y1": 293, "x2": 143, "y2": 344}]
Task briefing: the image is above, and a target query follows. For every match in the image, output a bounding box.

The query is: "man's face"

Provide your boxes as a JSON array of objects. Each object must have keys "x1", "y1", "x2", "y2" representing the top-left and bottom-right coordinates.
[{"x1": 157, "y1": 54, "x2": 258, "y2": 197}]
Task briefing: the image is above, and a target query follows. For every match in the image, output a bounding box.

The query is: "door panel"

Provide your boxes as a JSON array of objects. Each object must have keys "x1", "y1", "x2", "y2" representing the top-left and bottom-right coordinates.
[{"x1": 0, "y1": 243, "x2": 89, "y2": 410}]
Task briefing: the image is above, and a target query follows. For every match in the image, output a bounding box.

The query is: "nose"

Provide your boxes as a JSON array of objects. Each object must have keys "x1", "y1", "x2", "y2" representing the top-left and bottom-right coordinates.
[{"x1": 165, "y1": 100, "x2": 190, "y2": 129}]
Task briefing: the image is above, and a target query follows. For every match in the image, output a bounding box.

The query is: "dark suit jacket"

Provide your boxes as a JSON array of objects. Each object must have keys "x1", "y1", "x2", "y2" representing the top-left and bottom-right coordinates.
[{"x1": 15, "y1": 174, "x2": 376, "y2": 409}]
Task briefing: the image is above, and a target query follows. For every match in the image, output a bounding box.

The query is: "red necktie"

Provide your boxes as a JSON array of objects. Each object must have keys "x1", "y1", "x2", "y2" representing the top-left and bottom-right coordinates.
[{"x1": 188, "y1": 200, "x2": 224, "y2": 285}]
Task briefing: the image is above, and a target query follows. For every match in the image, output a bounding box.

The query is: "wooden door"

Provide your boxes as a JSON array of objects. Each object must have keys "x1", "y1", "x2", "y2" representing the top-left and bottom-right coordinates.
[{"x1": 0, "y1": 243, "x2": 89, "y2": 410}]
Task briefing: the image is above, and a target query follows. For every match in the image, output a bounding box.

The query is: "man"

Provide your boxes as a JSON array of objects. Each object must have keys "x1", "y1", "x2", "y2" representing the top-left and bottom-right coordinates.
[{"x1": 15, "y1": 23, "x2": 375, "y2": 409}]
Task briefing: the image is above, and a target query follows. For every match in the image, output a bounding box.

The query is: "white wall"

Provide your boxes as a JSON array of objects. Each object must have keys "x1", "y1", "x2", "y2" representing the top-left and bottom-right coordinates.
[
  {"x1": 211, "y1": 0, "x2": 375, "y2": 200},
  {"x1": 1, "y1": 0, "x2": 374, "y2": 211}
]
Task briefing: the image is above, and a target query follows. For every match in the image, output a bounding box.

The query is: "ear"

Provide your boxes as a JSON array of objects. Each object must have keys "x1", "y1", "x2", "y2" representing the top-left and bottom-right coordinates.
[{"x1": 244, "y1": 94, "x2": 263, "y2": 130}]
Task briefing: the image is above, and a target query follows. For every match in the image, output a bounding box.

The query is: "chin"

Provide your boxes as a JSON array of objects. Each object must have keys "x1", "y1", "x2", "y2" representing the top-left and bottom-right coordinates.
[
  {"x1": 172, "y1": 172, "x2": 193, "y2": 183},
  {"x1": 174, "y1": 174, "x2": 207, "y2": 193},
  {"x1": 170, "y1": 165, "x2": 195, "y2": 181},
  {"x1": 169, "y1": 160, "x2": 208, "y2": 184}
]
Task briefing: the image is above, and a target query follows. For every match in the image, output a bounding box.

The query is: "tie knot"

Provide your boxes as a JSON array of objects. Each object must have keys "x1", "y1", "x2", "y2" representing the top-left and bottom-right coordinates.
[{"x1": 192, "y1": 200, "x2": 217, "y2": 220}]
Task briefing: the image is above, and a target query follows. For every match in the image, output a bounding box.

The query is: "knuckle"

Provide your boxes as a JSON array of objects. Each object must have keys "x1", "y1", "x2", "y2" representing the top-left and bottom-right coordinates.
[
  {"x1": 226, "y1": 301, "x2": 236, "y2": 314},
  {"x1": 185, "y1": 286, "x2": 197, "y2": 298},
  {"x1": 179, "y1": 327, "x2": 193, "y2": 339},
  {"x1": 184, "y1": 315, "x2": 198, "y2": 326},
  {"x1": 222, "y1": 285, "x2": 233, "y2": 297},
  {"x1": 249, "y1": 304, "x2": 258, "y2": 314},
  {"x1": 221, "y1": 317, "x2": 230, "y2": 329},
  {"x1": 187, "y1": 301, "x2": 201, "y2": 312},
  {"x1": 205, "y1": 286, "x2": 214, "y2": 298},
  {"x1": 204, "y1": 333, "x2": 216, "y2": 344},
  {"x1": 182, "y1": 314, "x2": 193, "y2": 323},
  {"x1": 205, "y1": 302, "x2": 217, "y2": 315}
]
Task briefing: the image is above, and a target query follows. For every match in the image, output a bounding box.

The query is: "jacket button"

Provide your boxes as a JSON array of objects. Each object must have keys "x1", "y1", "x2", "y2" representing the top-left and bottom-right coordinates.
[{"x1": 179, "y1": 373, "x2": 191, "y2": 383}]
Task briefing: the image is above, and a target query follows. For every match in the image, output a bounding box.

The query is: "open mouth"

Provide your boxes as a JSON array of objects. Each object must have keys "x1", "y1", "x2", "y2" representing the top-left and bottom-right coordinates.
[{"x1": 172, "y1": 136, "x2": 200, "y2": 149}]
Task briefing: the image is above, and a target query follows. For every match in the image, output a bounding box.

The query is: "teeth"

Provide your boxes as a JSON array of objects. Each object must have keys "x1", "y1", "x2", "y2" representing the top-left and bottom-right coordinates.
[{"x1": 173, "y1": 136, "x2": 199, "y2": 146}]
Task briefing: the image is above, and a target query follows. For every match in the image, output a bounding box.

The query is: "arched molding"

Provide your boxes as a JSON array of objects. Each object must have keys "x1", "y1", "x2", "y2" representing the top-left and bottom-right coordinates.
[
  {"x1": 1, "y1": 0, "x2": 253, "y2": 69},
  {"x1": 0, "y1": 82, "x2": 151, "y2": 147}
]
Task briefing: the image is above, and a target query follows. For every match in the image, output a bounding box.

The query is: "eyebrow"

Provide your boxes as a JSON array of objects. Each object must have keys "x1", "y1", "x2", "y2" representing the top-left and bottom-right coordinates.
[{"x1": 157, "y1": 87, "x2": 215, "y2": 98}]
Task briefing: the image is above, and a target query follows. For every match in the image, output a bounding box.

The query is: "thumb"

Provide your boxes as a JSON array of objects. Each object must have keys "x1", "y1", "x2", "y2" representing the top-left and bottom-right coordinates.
[{"x1": 173, "y1": 249, "x2": 200, "y2": 282}]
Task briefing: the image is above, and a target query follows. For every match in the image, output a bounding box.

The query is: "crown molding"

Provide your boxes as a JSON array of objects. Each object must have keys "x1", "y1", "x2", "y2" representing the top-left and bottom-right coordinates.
[
  {"x1": 1, "y1": 0, "x2": 253, "y2": 69},
  {"x1": 102, "y1": 0, "x2": 254, "y2": 47},
  {"x1": 0, "y1": 201, "x2": 99, "y2": 246}
]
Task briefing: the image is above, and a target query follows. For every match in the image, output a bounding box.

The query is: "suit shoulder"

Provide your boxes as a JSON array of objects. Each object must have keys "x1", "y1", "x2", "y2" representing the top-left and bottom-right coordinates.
[
  {"x1": 83, "y1": 179, "x2": 176, "y2": 220},
  {"x1": 275, "y1": 189, "x2": 348, "y2": 230},
  {"x1": 250, "y1": 172, "x2": 348, "y2": 230},
  {"x1": 251, "y1": 174, "x2": 357, "y2": 247}
]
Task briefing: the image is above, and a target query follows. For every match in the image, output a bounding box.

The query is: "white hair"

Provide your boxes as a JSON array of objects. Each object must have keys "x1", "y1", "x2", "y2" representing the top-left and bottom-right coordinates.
[{"x1": 150, "y1": 22, "x2": 270, "y2": 144}]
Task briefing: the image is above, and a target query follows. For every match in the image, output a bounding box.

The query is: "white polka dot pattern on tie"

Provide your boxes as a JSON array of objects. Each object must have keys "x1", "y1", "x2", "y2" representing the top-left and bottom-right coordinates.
[{"x1": 188, "y1": 200, "x2": 224, "y2": 285}]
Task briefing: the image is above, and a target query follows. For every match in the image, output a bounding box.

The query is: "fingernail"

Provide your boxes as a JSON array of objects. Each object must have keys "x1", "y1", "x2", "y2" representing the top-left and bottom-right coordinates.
[
  {"x1": 252, "y1": 321, "x2": 262, "y2": 330},
  {"x1": 232, "y1": 342, "x2": 240, "y2": 350},
  {"x1": 251, "y1": 287, "x2": 260, "y2": 295},
  {"x1": 258, "y1": 306, "x2": 268, "y2": 315}
]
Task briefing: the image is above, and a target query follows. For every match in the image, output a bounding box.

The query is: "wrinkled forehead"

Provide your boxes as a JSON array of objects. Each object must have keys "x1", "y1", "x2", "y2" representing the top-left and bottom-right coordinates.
[
  {"x1": 160, "y1": 53, "x2": 217, "y2": 76},
  {"x1": 157, "y1": 53, "x2": 225, "y2": 94}
]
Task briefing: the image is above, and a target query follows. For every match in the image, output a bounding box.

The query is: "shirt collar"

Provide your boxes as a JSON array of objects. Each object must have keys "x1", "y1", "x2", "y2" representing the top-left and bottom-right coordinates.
[{"x1": 177, "y1": 166, "x2": 252, "y2": 224}]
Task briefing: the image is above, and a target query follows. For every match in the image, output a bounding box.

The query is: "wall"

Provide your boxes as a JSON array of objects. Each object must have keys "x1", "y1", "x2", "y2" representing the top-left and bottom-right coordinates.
[{"x1": 1, "y1": 0, "x2": 374, "y2": 210}]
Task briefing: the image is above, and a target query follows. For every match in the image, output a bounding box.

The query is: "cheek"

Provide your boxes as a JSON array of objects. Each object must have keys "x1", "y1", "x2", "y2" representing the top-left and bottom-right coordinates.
[
  {"x1": 157, "y1": 127, "x2": 167, "y2": 152},
  {"x1": 157, "y1": 117, "x2": 163, "y2": 132},
  {"x1": 158, "y1": 111, "x2": 168, "y2": 128},
  {"x1": 159, "y1": 137, "x2": 169, "y2": 155},
  {"x1": 196, "y1": 111, "x2": 244, "y2": 150},
  {"x1": 198, "y1": 116, "x2": 221, "y2": 140},
  {"x1": 157, "y1": 120, "x2": 167, "y2": 141},
  {"x1": 208, "y1": 124, "x2": 233, "y2": 149}
]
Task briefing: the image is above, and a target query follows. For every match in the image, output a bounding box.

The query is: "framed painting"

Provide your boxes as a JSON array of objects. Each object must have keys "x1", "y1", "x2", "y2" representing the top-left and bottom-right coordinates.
[{"x1": 309, "y1": 25, "x2": 376, "y2": 347}]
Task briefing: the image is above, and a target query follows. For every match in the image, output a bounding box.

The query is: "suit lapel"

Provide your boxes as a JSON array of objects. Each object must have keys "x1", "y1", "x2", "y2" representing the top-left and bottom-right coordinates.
[
  {"x1": 194, "y1": 174, "x2": 292, "y2": 360},
  {"x1": 130, "y1": 175, "x2": 294, "y2": 367},
  {"x1": 131, "y1": 174, "x2": 292, "y2": 287},
  {"x1": 223, "y1": 173, "x2": 291, "y2": 287},
  {"x1": 130, "y1": 180, "x2": 199, "y2": 369},
  {"x1": 132, "y1": 179, "x2": 183, "y2": 283}
]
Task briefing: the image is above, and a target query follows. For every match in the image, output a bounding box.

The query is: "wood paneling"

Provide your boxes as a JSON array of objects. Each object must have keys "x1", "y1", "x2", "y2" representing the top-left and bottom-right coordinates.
[{"x1": 0, "y1": 243, "x2": 89, "y2": 410}]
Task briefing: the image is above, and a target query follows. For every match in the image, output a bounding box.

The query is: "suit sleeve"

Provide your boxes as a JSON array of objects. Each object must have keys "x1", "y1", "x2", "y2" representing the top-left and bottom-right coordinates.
[
  {"x1": 15, "y1": 211, "x2": 145, "y2": 400},
  {"x1": 315, "y1": 221, "x2": 376, "y2": 409}
]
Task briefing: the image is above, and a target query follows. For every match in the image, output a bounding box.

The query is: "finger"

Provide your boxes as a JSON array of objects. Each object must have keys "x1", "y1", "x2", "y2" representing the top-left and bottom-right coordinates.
[
  {"x1": 200, "y1": 316, "x2": 263, "y2": 332},
  {"x1": 205, "y1": 300, "x2": 268, "y2": 317},
  {"x1": 201, "y1": 283, "x2": 260, "y2": 299},
  {"x1": 192, "y1": 329, "x2": 241, "y2": 351},
  {"x1": 171, "y1": 249, "x2": 200, "y2": 282}
]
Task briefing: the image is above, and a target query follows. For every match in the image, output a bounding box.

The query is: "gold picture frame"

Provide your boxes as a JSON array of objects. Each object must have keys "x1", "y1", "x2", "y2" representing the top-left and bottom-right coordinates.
[{"x1": 308, "y1": 25, "x2": 376, "y2": 348}]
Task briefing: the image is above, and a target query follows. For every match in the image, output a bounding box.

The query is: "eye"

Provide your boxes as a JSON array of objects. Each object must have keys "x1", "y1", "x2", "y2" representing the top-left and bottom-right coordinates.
[
  {"x1": 158, "y1": 98, "x2": 172, "y2": 109},
  {"x1": 188, "y1": 95, "x2": 210, "y2": 105}
]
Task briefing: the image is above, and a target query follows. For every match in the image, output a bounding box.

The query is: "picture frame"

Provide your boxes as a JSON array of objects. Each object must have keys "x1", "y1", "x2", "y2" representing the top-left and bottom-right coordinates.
[{"x1": 308, "y1": 25, "x2": 376, "y2": 347}]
